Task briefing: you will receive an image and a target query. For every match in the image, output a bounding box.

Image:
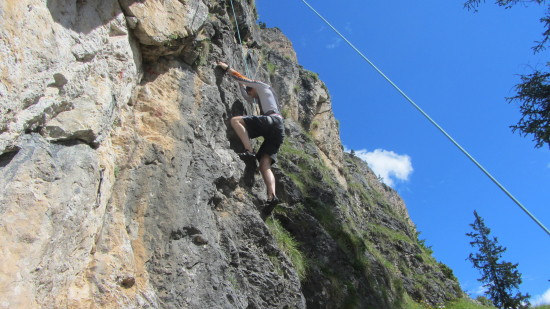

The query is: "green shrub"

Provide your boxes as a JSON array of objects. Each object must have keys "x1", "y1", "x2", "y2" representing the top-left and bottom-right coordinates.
[
  {"x1": 304, "y1": 69, "x2": 319, "y2": 81},
  {"x1": 311, "y1": 121, "x2": 319, "y2": 130},
  {"x1": 445, "y1": 298, "x2": 495, "y2": 309},
  {"x1": 266, "y1": 218, "x2": 308, "y2": 280},
  {"x1": 196, "y1": 39, "x2": 211, "y2": 66},
  {"x1": 438, "y1": 262, "x2": 456, "y2": 280},
  {"x1": 267, "y1": 62, "x2": 277, "y2": 75},
  {"x1": 475, "y1": 296, "x2": 493, "y2": 307},
  {"x1": 281, "y1": 107, "x2": 290, "y2": 118}
]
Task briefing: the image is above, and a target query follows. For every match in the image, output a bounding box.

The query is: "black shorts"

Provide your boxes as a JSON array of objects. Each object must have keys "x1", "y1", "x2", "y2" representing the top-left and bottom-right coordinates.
[{"x1": 243, "y1": 115, "x2": 285, "y2": 164}]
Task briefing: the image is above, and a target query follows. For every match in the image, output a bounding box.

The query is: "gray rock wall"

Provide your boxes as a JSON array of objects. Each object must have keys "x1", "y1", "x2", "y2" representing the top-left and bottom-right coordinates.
[{"x1": 0, "y1": 0, "x2": 463, "y2": 308}]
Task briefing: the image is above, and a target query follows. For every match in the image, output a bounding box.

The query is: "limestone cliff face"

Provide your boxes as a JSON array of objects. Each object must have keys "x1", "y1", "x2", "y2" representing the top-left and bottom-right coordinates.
[{"x1": 0, "y1": 0, "x2": 462, "y2": 308}]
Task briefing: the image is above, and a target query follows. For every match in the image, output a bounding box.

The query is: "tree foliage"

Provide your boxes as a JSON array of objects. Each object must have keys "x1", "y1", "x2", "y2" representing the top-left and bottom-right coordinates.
[
  {"x1": 507, "y1": 71, "x2": 550, "y2": 148},
  {"x1": 466, "y1": 211, "x2": 530, "y2": 309},
  {"x1": 464, "y1": 0, "x2": 550, "y2": 148}
]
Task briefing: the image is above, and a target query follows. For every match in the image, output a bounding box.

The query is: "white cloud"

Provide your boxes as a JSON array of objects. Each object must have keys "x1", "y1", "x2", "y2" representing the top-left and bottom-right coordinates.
[
  {"x1": 345, "y1": 22, "x2": 353, "y2": 34},
  {"x1": 350, "y1": 148, "x2": 413, "y2": 187},
  {"x1": 473, "y1": 285, "x2": 487, "y2": 296},
  {"x1": 326, "y1": 37, "x2": 342, "y2": 49},
  {"x1": 532, "y1": 287, "x2": 550, "y2": 306}
]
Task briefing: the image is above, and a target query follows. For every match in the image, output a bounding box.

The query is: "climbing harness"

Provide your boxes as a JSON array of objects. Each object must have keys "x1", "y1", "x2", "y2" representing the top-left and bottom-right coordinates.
[{"x1": 300, "y1": 0, "x2": 550, "y2": 236}]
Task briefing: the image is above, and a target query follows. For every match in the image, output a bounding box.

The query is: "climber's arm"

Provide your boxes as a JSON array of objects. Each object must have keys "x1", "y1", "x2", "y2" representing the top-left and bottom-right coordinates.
[{"x1": 216, "y1": 61, "x2": 270, "y2": 92}]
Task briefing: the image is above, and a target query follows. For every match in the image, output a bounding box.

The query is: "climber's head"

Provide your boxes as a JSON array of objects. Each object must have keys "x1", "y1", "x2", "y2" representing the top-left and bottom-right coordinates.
[{"x1": 246, "y1": 86, "x2": 258, "y2": 98}]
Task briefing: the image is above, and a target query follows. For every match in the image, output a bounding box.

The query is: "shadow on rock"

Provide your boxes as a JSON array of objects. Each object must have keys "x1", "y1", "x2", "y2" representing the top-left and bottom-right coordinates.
[{"x1": 47, "y1": 0, "x2": 136, "y2": 34}]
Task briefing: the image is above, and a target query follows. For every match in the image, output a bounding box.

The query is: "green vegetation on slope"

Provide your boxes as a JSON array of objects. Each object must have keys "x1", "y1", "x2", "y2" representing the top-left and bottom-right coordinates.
[
  {"x1": 274, "y1": 136, "x2": 464, "y2": 308},
  {"x1": 266, "y1": 217, "x2": 308, "y2": 280}
]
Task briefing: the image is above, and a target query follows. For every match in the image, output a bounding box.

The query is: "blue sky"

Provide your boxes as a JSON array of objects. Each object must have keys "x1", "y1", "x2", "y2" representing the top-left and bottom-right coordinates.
[{"x1": 255, "y1": 0, "x2": 550, "y2": 304}]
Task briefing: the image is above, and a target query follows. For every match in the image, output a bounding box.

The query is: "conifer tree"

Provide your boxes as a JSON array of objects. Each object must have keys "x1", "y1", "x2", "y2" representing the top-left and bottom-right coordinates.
[{"x1": 466, "y1": 211, "x2": 530, "y2": 309}]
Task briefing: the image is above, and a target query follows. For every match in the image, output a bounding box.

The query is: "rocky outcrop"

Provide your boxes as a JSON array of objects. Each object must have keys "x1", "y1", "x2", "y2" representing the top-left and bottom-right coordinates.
[
  {"x1": 0, "y1": 0, "x2": 463, "y2": 308},
  {"x1": 0, "y1": 0, "x2": 141, "y2": 153}
]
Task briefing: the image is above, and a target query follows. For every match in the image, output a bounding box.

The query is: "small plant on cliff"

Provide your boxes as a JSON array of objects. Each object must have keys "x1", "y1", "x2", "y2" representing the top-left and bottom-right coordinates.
[
  {"x1": 266, "y1": 61, "x2": 277, "y2": 75},
  {"x1": 266, "y1": 217, "x2": 308, "y2": 280},
  {"x1": 281, "y1": 107, "x2": 290, "y2": 118},
  {"x1": 416, "y1": 230, "x2": 433, "y2": 255},
  {"x1": 305, "y1": 69, "x2": 319, "y2": 81},
  {"x1": 195, "y1": 39, "x2": 211, "y2": 67},
  {"x1": 167, "y1": 33, "x2": 182, "y2": 47},
  {"x1": 311, "y1": 121, "x2": 319, "y2": 131}
]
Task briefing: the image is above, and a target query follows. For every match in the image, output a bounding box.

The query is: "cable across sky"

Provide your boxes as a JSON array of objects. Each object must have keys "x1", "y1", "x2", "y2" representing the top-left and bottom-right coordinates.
[{"x1": 299, "y1": 0, "x2": 550, "y2": 236}]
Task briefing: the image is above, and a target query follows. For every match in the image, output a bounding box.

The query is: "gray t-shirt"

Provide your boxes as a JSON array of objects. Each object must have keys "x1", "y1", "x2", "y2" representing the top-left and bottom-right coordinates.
[{"x1": 230, "y1": 70, "x2": 280, "y2": 115}]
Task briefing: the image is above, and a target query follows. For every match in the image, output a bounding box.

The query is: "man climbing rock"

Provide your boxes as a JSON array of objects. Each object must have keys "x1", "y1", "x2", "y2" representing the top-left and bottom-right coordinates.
[{"x1": 217, "y1": 61, "x2": 284, "y2": 215}]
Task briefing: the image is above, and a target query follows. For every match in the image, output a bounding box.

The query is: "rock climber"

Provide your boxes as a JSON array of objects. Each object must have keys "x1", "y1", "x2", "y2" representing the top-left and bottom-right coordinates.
[{"x1": 216, "y1": 61, "x2": 284, "y2": 213}]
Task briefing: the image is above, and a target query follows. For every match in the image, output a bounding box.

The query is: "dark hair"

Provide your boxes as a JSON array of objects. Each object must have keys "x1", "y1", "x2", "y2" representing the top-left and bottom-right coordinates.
[{"x1": 246, "y1": 86, "x2": 254, "y2": 93}]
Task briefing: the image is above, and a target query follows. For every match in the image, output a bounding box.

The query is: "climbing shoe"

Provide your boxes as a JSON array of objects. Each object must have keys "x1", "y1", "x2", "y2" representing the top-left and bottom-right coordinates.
[
  {"x1": 238, "y1": 150, "x2": 256, "y2": 159},
  {"x1": 267, "y1": 196, "x2": 280, "y2": 205},
  {"x1": 260, "y1": 196, "x2": 279, "y2": 220}
]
